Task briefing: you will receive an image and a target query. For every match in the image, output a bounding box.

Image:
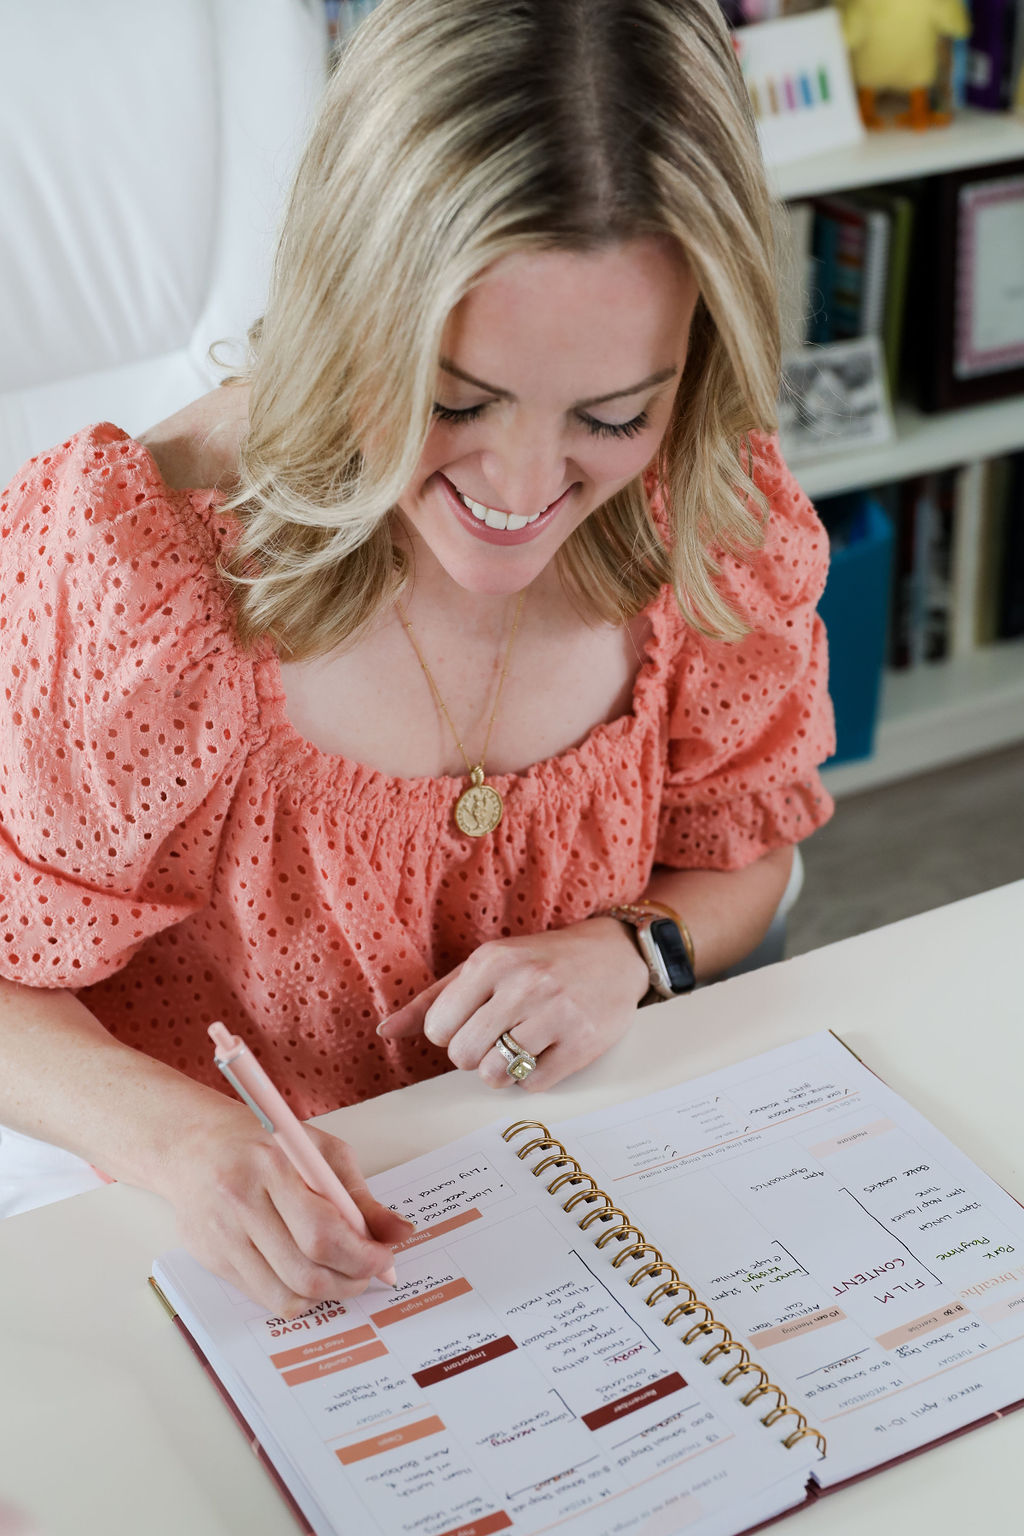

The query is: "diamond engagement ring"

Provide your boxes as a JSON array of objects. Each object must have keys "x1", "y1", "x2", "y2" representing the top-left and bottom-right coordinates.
[{"x1": 495, "y1": 1030, "x2": 538, "y2": 1082}]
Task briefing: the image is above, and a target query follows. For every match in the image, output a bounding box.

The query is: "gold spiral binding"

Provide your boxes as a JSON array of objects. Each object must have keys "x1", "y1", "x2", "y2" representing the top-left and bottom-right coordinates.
[
  {"x1": 578, "y1": 1204, "x2": 630, "y2": 1231},
  {"x1": 724, "y1": 1362, "x2": 768, "y2": 1391},
  {"x1": 611, "y1": 1242, "x2": 662, "y2": 1270},
  {"x1": 547, "y1": 1169, "x2": 597, "y2": 1197},
  {"x1": 563, "y1": 1187, "x2": 613, "y2": 1214},
  {"x1": 783, "y1": 1426, "x2": 827, "y2": 1454},
  {"x1": 595, "y1": 1223, "x2": 644, "y2": 1250},
  {"x1": 501, "y1": 1119, "x2": 827, "y2": 1457},
  {"x1": 741, "y1": 1381, "x2": 785, "y2": 1411},
  {"x1": 763, "y1": 1405, "x2": 805, "y2": 1431},
  {"x1": 663, "y1": 1299, "x2": 713, "y2": 1329},
  {"x1": 683, "y1": 1320, "x2": 721, "y2": 1347},
  {"x1": 532, "y1": 1152, "x2": 580, "y2": 1178},
  {"x1": 516, "y1": 1136, "x2": 562, "y2": 1161},
  {"x1": 700, "y1": 1335, "x2": 743, "y2": 1365},
  {"x1": 646, "y1": 1278, "x2": 696, "y2": 1308},
  {"x1": 502, "y1": 1120, "x2": 549, "y2": 1142},
  {"x1": 626, "y1": 1259, "x2": 671, "y2": 1286},
  {"x1": 695, "y1": 1323, "x2": 731, "y2": 1361}
]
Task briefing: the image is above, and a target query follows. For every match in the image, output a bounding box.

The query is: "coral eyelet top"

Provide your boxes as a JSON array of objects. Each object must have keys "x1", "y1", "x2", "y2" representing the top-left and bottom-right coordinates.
[{"x1": 0, "y1": 424, "x2": 834, "y2": 1119}]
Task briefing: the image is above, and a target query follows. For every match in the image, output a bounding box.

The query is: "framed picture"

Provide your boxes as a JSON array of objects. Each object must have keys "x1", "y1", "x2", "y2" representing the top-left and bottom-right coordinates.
[
  {"x1": 910, "y1": 157, "x2": 1024, "y2": 412},
  {"x1": 956, "y1": 174, "x2": 1024, "y2": 380},
  {"x1": 778, "y1": 334, "x2": 895, "y2": 464},
  {"x1": 732, "y1": 9, "x2": 864, "y2": 170}
]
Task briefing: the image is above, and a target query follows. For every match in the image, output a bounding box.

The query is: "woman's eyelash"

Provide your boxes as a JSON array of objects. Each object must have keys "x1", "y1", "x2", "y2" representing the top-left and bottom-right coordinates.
[
  {"x1": 431, "y1": 403, "x2": 487, "y2": 425},
  {"x1": 583, "y1": 409, "x2": 649, "y2": 440},
  {"x1": 431, "y1": 402, "x2": 650, "y2": 440}
]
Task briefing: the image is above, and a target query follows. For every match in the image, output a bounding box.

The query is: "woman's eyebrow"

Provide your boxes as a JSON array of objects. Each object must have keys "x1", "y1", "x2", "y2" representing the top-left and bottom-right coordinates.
[{"x1": 438, "y1": 359, "x2": 679, "y2": 408}]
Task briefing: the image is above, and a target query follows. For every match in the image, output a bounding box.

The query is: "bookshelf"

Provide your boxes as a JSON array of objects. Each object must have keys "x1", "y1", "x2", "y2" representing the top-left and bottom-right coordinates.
[
  {"x1": 772, "y1": 110, "x2": 1024, "y2": 200},
  {"x1": 796, "y1": 396, "x2": 1024, "y2": 500},
  {"x1": 822, "y1": 638, "x2": 1024, "y2": 795},
  {"x1": 321, "y1": 8, "x2": 1020, "y2": 799},
  {"x1": 779, "y1": 112, "x2": 1024, "y2": 797}
]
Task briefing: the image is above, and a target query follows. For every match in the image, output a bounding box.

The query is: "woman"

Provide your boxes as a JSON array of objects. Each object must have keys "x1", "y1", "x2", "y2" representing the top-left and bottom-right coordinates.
[{"x1": 0, "y1": 0, "x2": 833, "y2": 1313}]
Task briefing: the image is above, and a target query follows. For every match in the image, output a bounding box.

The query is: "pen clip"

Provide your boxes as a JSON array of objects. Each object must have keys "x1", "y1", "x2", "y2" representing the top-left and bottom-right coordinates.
[{"x1": 214, "y1": 1059, "x2": 275, "y2": 1134}]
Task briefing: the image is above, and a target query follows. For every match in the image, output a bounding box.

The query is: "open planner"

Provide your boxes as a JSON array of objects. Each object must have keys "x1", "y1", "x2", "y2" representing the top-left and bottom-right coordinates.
[{"x1": 152, "y1": 1032, "x2": 1024, "y2": 1536}]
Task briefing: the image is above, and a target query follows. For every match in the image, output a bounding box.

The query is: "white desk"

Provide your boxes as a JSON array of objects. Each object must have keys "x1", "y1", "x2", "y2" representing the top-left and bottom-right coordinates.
[{"x1": 1, "y1": 882, "x2": 1021, "y2": 1536}]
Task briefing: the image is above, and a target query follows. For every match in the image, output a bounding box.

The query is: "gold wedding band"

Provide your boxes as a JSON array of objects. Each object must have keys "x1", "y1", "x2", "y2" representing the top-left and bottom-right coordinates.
[{"x1": 495, "y1": 1030, "x2": 538, "y2": 1082}]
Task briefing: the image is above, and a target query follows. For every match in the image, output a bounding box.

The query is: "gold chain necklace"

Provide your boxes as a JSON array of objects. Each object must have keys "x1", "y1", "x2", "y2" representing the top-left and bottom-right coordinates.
[{"x1": 396, "y1": 592, "x2": 525, "y2": 837}]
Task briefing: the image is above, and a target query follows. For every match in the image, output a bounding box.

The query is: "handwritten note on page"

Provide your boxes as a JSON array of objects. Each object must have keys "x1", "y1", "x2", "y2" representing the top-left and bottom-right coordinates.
[
  {"x1": 153, "y1": 1031, "x2": 1024, "y2": 1532},
  {"x1": 563, "y1": 1031, "x2": 1024, "y2": 1486}
]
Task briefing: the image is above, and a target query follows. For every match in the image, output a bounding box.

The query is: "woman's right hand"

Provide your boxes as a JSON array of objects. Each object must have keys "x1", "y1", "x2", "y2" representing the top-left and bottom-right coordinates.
[
  {"x1": 0, "y1": 979, "x2": 412, "y2": 1317},
  {"x1": 156, "y1": 1100, "x2": 414, "y2": 1316}
]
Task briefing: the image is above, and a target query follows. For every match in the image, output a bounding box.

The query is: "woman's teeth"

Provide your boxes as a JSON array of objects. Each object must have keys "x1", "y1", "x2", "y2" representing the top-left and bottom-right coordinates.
[{"x1": 455, "y1": 487, "x2": 542, "y2": 531}]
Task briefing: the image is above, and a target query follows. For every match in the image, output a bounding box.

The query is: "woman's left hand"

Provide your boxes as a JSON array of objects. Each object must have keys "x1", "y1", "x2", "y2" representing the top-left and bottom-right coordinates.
[{"x1": 376, "y1": 918, "x2": 651, "y2": 1091}]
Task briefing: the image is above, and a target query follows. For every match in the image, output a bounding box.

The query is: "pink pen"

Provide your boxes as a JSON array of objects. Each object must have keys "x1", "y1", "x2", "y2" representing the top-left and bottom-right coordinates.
[{"x1": 208, "y1": 1022, "x2": 397, "y2": 1286}]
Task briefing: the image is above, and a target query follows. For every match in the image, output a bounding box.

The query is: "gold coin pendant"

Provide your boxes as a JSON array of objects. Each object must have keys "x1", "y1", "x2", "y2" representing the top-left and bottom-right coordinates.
[{"x1": 454, "y1": 769, "x2": 504, "y2": 837}]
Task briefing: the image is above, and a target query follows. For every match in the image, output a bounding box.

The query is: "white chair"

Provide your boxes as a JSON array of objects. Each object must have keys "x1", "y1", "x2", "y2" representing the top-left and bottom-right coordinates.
[
  {"x1": 0, "y1": 0, "x2": 325, "y2": 487},
  {"x1": 0, "y1": 0, "x2": 324, "y2": 1214},
  {"x1": 724, "y1": 844, "x2": 804, "y2": 978}
]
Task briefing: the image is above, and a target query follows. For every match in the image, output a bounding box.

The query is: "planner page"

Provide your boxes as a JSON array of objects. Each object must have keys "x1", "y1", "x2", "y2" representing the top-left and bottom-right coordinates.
[
  {"x1": 557, "y1": 1030, "x2": 1024, "y2": 1487},
  {"x1": 154, "y1": 1112, "x2": 822, "y2": 1536}
]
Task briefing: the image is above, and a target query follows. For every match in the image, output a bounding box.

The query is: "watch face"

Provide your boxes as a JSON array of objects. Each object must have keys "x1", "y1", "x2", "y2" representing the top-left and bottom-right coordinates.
[{"x1": 650, "y1": 917, "x2": 695, "y2": 992}]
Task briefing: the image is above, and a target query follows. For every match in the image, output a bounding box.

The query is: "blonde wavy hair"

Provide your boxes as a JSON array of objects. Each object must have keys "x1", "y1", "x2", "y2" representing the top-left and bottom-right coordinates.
[{"x1": 217, "y1": 0, "x2": 780, "y2": 658}]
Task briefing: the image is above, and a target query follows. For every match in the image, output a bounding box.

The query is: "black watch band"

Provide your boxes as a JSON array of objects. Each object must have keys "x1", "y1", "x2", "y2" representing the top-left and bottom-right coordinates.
[{"x1": 606, "y1": 903, "x2": 696, "y2": 998}]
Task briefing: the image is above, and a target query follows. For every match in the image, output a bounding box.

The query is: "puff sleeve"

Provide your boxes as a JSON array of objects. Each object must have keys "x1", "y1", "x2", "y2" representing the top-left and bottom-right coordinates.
[
  {"x1": 0, "y1": 425, "x2": 251, "y2": 988},
  {"x1": 655, "y1": 433, "x2": 835, "y2": 871}
]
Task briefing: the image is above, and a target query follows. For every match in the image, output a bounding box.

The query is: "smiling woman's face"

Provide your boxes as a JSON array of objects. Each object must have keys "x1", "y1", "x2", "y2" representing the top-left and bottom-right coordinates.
[{"x1": 396, "y1": 237, "x2": 701, "y2": 596}]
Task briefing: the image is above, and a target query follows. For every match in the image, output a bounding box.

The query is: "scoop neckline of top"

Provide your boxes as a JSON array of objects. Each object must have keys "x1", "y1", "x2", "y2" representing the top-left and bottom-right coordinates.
[{"x1": 103, "y1": 421, "x2": 678, "y2": 791}]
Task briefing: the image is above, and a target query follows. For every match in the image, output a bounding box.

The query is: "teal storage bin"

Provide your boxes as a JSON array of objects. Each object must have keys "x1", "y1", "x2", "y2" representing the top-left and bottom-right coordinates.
[{"x1": 816, "y1": 494, "x2": 894, "y2": 765}]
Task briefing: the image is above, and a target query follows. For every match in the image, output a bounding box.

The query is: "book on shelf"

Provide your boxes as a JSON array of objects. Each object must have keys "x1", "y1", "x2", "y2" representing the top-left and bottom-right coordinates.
[
  {"x1": 1014, "y1": 0, "x2": 1024, "y2": 105},
  {"x1": 809, "y1": 200, "x2": 851, "y2": 345},
  {"x1": 810, "y1": 196, "x2": 891, "y2": 345},
  {"x1": 852, "y1": 189, "x2": 914, "y2": 400},
  {"x1": 151, "y1": 1032, "x2": 1024, "y2": 1536},
  {"x1": 996, "y1": 451, "x2": 1024, "y2": 637},
  {"x1": 903, "y1": 156, "x2": 1024, "y2": 413},
  {"x1": 890, "y1": 472, "x2": 957, "y2": 669},
  {"x1": 966, "y1": 0, "x2": 1022, "y2": 111},
  {"x1": 956, "y1": 452, "x2": 1024, "y2": 646},
  {"x1": 773, "y1": 198, "x2": 815, "y2": 353},
  {"x1": 783, "y1": 189, "x2": 913, "y2": 409},
  {"x1": 950, "y1": 455, "x2": 1023, "y2": 654},
  {"x1": 873, "y1": 454, "x2": 1024, "y2": 667},
  {"x1": 935, "y1": 29, "x2": 973, "y2": 114},
  {"x1": 950, "y1": 460, "x2": 988, "y2": 658},
  {"x1": 976, "y1": 456, "x2": 1013, "y2": 645},
  {"x1": 783, "y1": 154, "x2": 1024, "y2": 419}
]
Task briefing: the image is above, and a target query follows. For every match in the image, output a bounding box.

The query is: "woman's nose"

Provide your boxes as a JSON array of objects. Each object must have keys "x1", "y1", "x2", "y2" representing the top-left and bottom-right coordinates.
[{"x1": 478, "y1": 431, "x2": 569, "y2": 519}]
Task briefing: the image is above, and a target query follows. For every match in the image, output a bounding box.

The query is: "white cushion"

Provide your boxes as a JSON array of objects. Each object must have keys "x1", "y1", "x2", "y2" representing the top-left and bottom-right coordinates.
[
  {"x1": 0, "y1": 0, "x2": 324, "y2": 486},
  {"x1": 0, "y1": 1124, "x2": 106, "y2": 1218},
  {"x1": 0, "y1": 0, "x2": 324, "y2": 1217}
]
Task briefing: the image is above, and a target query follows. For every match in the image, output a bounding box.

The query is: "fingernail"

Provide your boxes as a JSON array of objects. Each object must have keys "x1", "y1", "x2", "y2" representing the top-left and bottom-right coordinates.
[{"x1": 376, "y1": 1020, "x2": 389, "y2": 1036}]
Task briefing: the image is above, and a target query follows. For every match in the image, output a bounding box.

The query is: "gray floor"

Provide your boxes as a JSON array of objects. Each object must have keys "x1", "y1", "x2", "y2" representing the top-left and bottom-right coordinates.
[{"x1": 786, "y1": 743, "x2": 1024, "y2": 957}]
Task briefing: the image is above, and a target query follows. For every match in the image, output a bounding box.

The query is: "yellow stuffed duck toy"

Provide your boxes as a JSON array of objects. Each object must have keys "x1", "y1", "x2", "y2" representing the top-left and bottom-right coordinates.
[{"x1": 841, "y1": 0, "x2": 971, "y2": 130}]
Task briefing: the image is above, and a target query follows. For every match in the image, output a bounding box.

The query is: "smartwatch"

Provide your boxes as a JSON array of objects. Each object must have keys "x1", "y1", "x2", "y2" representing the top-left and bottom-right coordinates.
[{"x1": 607, "y1": 902, "x2": 696, "y2": 999}]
